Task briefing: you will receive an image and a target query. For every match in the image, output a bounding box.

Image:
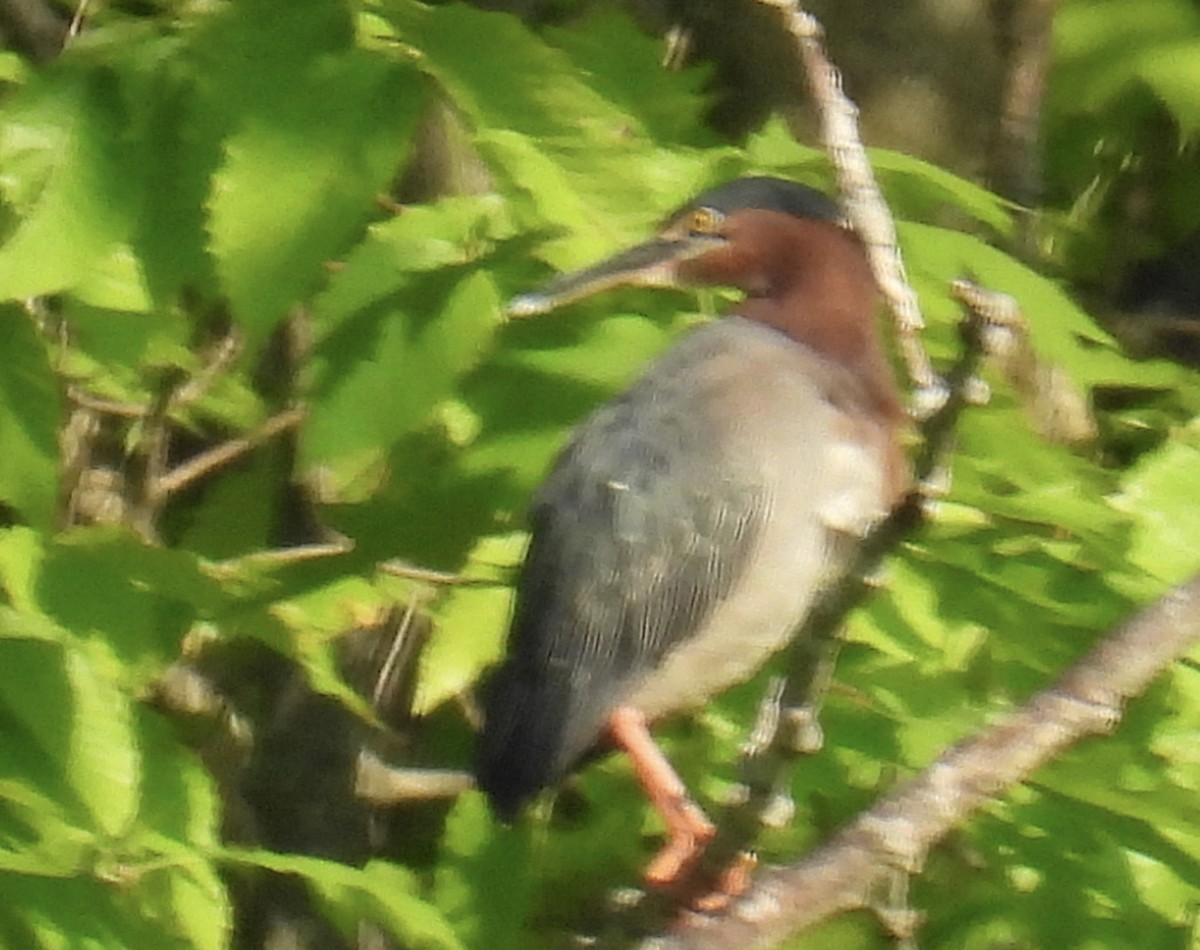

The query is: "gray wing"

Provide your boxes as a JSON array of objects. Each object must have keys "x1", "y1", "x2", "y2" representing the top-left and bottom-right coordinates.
[{"x1": 477, "y1": 353, "x2": 765, "y2": 819}]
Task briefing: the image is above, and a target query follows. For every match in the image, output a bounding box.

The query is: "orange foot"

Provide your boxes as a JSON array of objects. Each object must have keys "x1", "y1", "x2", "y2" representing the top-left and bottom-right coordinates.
[{"x1": 607, "y1": 706, "x2": 757, "y2": 909}]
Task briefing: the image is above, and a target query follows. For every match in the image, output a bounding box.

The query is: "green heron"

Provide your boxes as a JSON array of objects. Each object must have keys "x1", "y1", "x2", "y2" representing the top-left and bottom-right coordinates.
[{"x1": 478, "y1": 177, "x2": 907, "y2": 885}]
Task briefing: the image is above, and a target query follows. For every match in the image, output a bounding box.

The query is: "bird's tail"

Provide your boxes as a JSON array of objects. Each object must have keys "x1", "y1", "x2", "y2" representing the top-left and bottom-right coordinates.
[{"x1": 476, "y1": 666, "x2": 569, "y2": 822}]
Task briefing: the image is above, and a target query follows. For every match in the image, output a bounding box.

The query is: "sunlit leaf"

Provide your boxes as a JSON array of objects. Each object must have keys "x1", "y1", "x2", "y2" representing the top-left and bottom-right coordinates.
[
  {"x1": 224, "y1": 849, "x2": 464, "y2": 950},
  {"x1": 0, "y1": 309, "x2": 58, "y2": 529},
  {"x1": 0, "y1": 70, "x2": 139, "y2": 299}
]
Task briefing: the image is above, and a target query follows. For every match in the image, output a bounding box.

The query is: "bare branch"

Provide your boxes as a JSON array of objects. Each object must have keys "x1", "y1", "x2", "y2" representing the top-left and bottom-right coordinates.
[
  {"x1": 379, "y1": 558, "x2": 507, "y2": 588},
  {"x1": 355, "y1": 752, "x2": 474, "y2": 805},
  {"x1": 152, "y1": 406, "x2": 306, "y2": 500},
  {"x1": 210, "y1": 539, "x2": 354, "y2": 575},
  {"x1": 652, "y1": 571, "x2": 1200, "y2": 949},
  {"x1": 755, "y1": 0, "x2": 938, "y2": 408}
]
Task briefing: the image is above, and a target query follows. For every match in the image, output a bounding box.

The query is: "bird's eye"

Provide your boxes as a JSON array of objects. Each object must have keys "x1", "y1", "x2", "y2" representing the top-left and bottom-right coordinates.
[{"x1": 688, "y1": 207, "x2": 723, "y2": 235}]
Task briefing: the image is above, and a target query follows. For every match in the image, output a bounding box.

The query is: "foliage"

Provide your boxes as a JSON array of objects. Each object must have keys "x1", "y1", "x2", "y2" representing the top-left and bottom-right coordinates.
[{"x1": 0, "y1": 0, "x2": 1197, "y2": 948}]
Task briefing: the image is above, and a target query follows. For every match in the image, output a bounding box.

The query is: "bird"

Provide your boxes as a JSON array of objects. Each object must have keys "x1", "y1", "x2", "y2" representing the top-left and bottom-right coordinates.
[{"x1": 477, "y1": 176, "x2": 908, "y2": 887}]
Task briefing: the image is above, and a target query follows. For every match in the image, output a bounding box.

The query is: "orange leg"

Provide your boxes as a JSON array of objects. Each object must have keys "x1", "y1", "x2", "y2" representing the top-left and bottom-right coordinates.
[{"x1": 608, "y1": 706, "x2": 716, "y2": 887}]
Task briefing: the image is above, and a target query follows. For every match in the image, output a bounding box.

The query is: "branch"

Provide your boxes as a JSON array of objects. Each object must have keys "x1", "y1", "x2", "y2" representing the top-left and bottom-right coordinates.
[
  {"x1": 755, "y1": 0, "x2": 939, "y2": 409},
  {"x1": 683, "y1": 281, "x2": 1011, "y2": 905},
  {"x1": 355, "y1": 752, "x2": 474, "y2": 805},
  {"x1": 977, "y1": 293, "x2": 1097, "y2": 445},
  {"x1": 653, "y1": 571, "x2": 1200, "y2": 949},
  {"x1": 151, "y1": 405, "x2": 306, "y2": 500}
]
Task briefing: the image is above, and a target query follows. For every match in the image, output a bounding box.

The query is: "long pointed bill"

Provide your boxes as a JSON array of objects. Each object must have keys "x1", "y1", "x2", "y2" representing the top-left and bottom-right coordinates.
[{"x1": 507, "y1": 234, "x2": 722, "y2": 317}]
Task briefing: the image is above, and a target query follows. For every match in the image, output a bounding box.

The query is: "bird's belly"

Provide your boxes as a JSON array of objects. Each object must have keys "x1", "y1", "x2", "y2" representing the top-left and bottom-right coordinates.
[{"x1": 623, "y1": 487, "x2": 833, "y2": 720}]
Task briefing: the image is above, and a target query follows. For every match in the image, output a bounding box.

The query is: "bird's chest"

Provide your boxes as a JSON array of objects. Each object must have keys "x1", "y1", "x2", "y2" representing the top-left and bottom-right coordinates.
[{"x1": 621, "y1": 328, "x2": 892, "y2": 718}]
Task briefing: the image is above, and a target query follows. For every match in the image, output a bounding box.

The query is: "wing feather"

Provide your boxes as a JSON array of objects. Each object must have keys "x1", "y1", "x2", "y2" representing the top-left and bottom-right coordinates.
[{"x1": 478, "y1": 335, "x2": 765, "y2": 818}]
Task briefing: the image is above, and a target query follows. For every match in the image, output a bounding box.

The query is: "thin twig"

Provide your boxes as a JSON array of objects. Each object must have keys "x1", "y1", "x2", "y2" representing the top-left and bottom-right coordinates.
[
  {"x1": 66, "y1": 0, "x2": 87, "y2": 37},
  {"x1": 372, "y1": 597, "x2": 423, "y2": 711},
  {"x1": 379, "y1": 559, "x2": 507, "y2": 588},
  {"x1": 67, "y1": 388, "x2": 149, "y2": 419},
  {"x1": 355, "y1": 751, "x2": 475, "y2": 804},
  {"x1": 173, "y1": 329, "x2": 243, "y2": 409},
  {"x1": 210, "y1": 538, "x2": 354, "y2": 575},
  {"x1": 755, "y1": 0, "x2": 939, "y2": 410},
  {"x1": 131, "y1": 386, "x2": 175, "y2": 541},
  {"x1": 152, "y1": 406, "x2": 306, "y2": 500}
]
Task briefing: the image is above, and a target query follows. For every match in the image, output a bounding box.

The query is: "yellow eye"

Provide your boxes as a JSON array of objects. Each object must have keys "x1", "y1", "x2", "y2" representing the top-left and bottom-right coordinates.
[{"x1": 688, "y1": 207, "x2": 723, "y2": 235}]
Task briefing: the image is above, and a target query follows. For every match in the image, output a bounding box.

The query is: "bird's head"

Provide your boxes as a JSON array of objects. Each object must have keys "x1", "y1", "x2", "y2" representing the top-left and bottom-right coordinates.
[{"x1": 508, "y1": 176, "x2": 895, "y2": 414}]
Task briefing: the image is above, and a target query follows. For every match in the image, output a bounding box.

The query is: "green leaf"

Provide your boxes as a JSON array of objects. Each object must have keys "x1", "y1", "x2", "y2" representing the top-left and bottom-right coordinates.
[
  {"x1": 0, "y1": 635, "x2": 138, "y2": 837},
  {"x1": 415, "y1": 533, "x2": 523, "y2": 715},
  {"x1": 0, "y1": 309, "x2": 59, "y2": 529},
  {"x1": 304, "y1": 257, "x2": 503, "y2": 501},
  {"x1": 309, "y1": 195, "x2": 515, "y2": 346},
  {"x1": 61, "y1": 641, "x2": 140, "y2": 838},
  {"x1": 207, "y1": 49, "x2": 421, "y2": 339},
  {"x1": 0, "y1": 526, "x2": 44, "y2": 612},
  {"x1": 383, "y1": 1, "x2": 710, "y2": 263},
  {"x1": 544, "y1": 9, "x2": 713, "y2": 144},
  {"x1": 1115, "y1": 429, "x2": 1200, "y2": 583},
  {"x1": 459, "y1": 306, "x2": 679, "y2": 510},
  {"x1": 1133, "y1": 40, "x2": 1200, "y2": 136},
  {"x1": 1053, "y1": 0, "x2": 1200, "y2": 118},
  {"x1": 169, "y1": 448, "x2": 284, "y2": 559},
  {"x1": 134, "y1": 708, "x2": 221, "y2": 852},
  {"x1": 216, "y1": 562, "x2": 388, "y2": 720},
  {"x1": 0, "y1": 69, "x2": 138, "y2": 300},
  {"x1": 34, "y1": 529, "x2": 222, "y2": 685},
  {"x1": 433, "y1": 792, "x2": 534, "y2": 950},
  {"x1": 223, "y1": 849, "x2": 464, "y2": 950},
  {"x1": 0, "y1": 873, "x2": 184, "y2": 950},
  {"x1": 897, "y1": 220, "x2": 1168, "y2": 390},
  {"x1": 870, "y1": 147, "x2": 1014, "y2": 234}
]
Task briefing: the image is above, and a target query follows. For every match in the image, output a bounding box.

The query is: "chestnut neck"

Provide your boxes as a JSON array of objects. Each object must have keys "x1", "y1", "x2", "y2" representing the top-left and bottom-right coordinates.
[{"x1": 719, "y1": 212, "x2": 903, "y2": 426}]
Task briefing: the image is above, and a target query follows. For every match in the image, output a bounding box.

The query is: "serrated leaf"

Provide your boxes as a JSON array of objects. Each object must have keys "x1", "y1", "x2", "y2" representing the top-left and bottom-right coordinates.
[
  {"x1": 0, "y1": 872, "x2": 179, "y2": 949},
  {"x1": 1115, "y1": 430, "x2": 1200, "y2": 583},
  {"x1": 32, "y1": 529, "x2": 222, "y2": 687},
  {"x1": 0, "y1": 635, "x2": 140, "y2": 841},
  {"x1": 897, "y1": 220, "x2": 1168, "y2": 391},
  {"x1": 544, "y1": 9, "x2": 713, "y2": 144},
  {"x1": 0, "y1": 309, "x2": 59, "y2": 529},
  {"x1": 415, "y1": 533, "x2": 523, "y2": 715},
  {"x1": 205, "y1": 14, "x2": 421, "y2": 338},
  {"x1": 459, "y1": 304, "x2": 681, "y2": 508},
  {"x1": 223, "y1": 849, "x2": 464, "y2": 950},
  {"x1": 72, "y1": 244, "x2": 153, "y2": 312},
  {"x1": 383, "y1": 1, "x2": 708, "y2": 261},
  {"x1": 1053, "y1": 0, "x2": 1200, "y2": 113},
  {"x1": 870, "y1": 147, "x2": 1014, "y2": 234},
  {"x1": 0, "y1": 69, "x2": 139, "y2": 300},
  {"x1": 310, "y1": 195, "x2": 515, "y2": 346},
  {"x1": 303, "y1": 267, "x2": 502, "y2": 501},
  {"x1": 62, "y1": 641, "x2": 140, "y2": 838}
]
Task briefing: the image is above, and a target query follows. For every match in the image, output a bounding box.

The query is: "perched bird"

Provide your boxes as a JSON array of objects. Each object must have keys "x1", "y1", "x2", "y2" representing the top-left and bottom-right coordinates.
[{"x1": 477, "y1": 177, "x2": 907, "y2": 885}]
